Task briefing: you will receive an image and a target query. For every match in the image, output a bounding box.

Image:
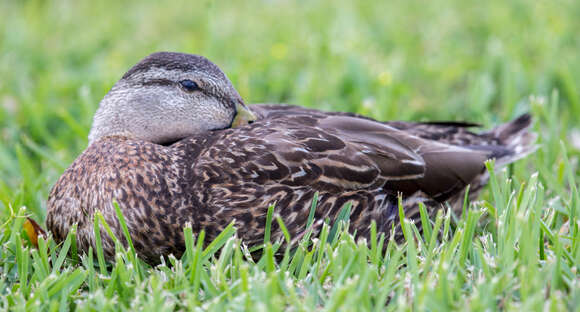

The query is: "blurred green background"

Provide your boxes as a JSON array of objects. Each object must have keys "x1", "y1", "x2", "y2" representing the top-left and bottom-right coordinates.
[{"x1": 0, "y1": 0, "x2": 579, "y2": 220}]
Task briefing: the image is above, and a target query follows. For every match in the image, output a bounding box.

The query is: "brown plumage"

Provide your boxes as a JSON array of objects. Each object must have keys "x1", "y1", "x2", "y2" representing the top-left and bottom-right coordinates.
[{"x1": 46, "y1": 52, "x2": 536, "y2": 264}]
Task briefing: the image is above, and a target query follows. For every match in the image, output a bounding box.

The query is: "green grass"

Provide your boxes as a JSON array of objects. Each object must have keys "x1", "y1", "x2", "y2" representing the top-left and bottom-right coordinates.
[{"x1": 1, "y1": 0, "x2": 579, "y2": 310}]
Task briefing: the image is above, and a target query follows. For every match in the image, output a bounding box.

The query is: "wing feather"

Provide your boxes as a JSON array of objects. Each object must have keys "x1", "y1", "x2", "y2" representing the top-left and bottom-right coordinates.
[{"x1": 245, "y1": 104, "x2": 492, "y2": 201}]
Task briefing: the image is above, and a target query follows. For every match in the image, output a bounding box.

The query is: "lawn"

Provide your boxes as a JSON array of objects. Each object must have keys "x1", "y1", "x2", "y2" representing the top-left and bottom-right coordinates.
[{"x1": 0, "y1": 0, "x2": 579, "y2": 310}]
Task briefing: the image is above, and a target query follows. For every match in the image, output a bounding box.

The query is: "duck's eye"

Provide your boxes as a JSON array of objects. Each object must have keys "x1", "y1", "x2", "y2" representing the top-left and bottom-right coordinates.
[{"x1": 179, "y1": 79, "x2": 200, "y2": 92}]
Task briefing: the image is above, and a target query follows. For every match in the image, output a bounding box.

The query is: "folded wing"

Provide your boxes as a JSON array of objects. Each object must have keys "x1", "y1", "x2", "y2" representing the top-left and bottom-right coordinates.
[{"x1": 243, "y1": 105, "x2": 491, "y2": 200}]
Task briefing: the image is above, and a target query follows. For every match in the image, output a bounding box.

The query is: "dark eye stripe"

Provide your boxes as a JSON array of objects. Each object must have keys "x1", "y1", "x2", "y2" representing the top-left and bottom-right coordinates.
[{"x1": 141, "y1": 78, "x2": 174, "y2": 86}]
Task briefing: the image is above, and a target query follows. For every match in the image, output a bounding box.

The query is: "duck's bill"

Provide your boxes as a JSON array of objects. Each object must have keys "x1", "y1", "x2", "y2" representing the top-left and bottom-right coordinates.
[{"x1": 231, "y1": 103, "x2": 257, "y2": 128}]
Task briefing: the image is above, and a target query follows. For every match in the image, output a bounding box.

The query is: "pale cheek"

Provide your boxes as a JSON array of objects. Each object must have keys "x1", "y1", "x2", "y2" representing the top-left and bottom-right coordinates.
[{"x1": 193, "y1": 100, "x2": 235, "y2": 130}]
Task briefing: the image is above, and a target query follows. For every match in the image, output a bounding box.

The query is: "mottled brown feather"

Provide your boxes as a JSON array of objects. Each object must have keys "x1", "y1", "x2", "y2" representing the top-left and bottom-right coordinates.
[{"x1": 47, "y1": 103, "x2": 535, "y2": 264}]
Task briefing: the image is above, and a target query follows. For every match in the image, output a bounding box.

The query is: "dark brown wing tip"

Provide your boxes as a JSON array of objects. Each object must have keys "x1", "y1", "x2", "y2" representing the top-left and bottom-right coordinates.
[
  {"x1": 493, "y1": 113, "x2": 533, "y2": 141},
  {"x1": 490, "y1": 113, "x2": 537, "y2": 166},
  {"x1": 419, "y1": 120, "x2": 482, "y2": 128},
  {"x1": 510, "y1": 113, "x2": 533, "y2": 129}
]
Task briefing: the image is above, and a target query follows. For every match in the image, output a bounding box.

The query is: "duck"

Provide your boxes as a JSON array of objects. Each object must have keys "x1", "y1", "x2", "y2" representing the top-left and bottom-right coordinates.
[{"x1": 46, "y1": 52, "x2": 536, "y2": 264}]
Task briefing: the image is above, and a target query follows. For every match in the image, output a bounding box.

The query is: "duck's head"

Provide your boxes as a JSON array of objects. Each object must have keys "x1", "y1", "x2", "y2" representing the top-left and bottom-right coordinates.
[{"x1": 88, "y1": 52, "x2": 256, "y2": 145}]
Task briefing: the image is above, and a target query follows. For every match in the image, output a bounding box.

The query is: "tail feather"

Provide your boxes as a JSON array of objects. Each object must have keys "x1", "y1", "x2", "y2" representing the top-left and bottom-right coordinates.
[
  {"x1": 445, "y1": 114, "x2": 536, "y2": 214},
  {"x1": 486, "y1": 113, "x2": 538, "y2": 167}
]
